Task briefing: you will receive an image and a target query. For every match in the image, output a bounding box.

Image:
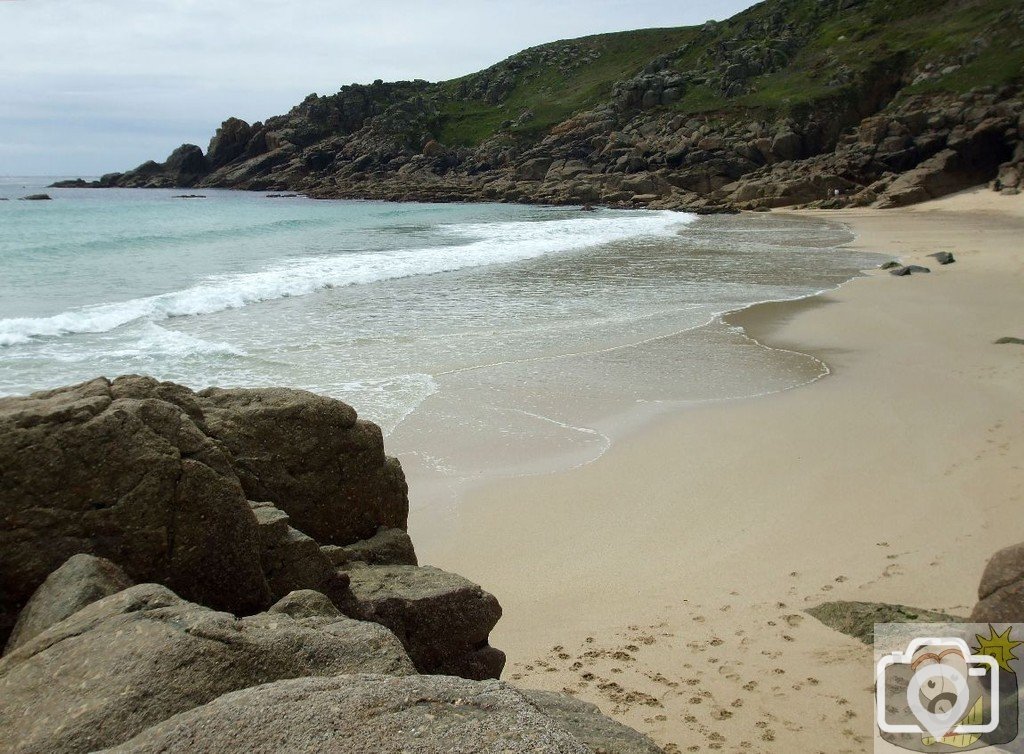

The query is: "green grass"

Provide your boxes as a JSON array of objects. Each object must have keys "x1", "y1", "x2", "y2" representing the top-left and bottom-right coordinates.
[
  {"x1": 438, "y1": 27, "x2": 698, "y2": 146},
  {"x1": 432, "y1": 0, "x2": 1022, "y2": 146}
]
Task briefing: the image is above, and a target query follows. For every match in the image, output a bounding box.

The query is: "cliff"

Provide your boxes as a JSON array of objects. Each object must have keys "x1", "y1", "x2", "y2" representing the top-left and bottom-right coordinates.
[{"x1": 56, "y1": 0, "x2": 1024, "y2": 210}]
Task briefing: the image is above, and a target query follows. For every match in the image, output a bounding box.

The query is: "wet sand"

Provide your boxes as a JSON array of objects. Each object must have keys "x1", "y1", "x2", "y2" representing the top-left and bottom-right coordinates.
[{"x1": 412, "y1": 188, "x2": 1024, "y2": 752}]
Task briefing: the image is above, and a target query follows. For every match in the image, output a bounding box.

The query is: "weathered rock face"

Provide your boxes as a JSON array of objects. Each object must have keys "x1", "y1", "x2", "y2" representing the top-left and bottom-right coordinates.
[
  {"x1": 98, "y1": 675, "x2": 595, "y2": 754},
  {"x1": 0, "y1": 375, "x2": 658, "y2": 753},
  {"x1": 206, "y1": 117, "x2": 256, "y2": 169},
  {"x1": 0, "y1": 376, "x2": 271, "y2": 644},
  {"x1": 3, "y1": 553, "x2": 132, "y2": 653},
  {"x1": 248, "y1": 500, "x2": 347, "y2": 603},
  {"x1": 322, "y1": 525, "x2": 419, "y2": 567},
  {"x1": 0, "y1": 584, "x2": 415, "y2": 754},
  {"x1": 523, "y1": 689, "x2": 665, "y2": 754},
  {"x1": 199, "y1": 386, "x2": 409, "y2": 545},
  {"x1": 345, "y1": 564, "x2": 505, "y2": 680},
  {"x1": 971, "y1": 541, "x2": 1024, "y2": 623},
  {"x1": 0, "y1": 375, "x2": 410, "y2": 647}
]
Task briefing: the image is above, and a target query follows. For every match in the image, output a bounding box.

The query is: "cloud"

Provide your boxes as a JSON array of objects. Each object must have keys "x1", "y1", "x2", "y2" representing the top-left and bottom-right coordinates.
[{"x1": 0, "y1": 0, "x2": 754, "y2": 175}]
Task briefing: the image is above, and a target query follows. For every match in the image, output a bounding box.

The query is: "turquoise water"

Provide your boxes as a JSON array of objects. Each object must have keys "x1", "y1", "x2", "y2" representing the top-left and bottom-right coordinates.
[{"x1": 0, "y1": 178, "x2": 879, "y2": 480}]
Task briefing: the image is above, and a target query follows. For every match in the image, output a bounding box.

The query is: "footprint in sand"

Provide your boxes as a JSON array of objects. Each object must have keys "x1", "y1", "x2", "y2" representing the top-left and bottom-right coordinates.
[{"x1": 784, "y1": 614, "x2": 803, "y2": 627}]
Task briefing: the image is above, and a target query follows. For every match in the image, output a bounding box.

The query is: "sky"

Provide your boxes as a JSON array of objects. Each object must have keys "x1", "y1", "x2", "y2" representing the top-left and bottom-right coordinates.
[{"x1": 0, "y1": 0, "x2": 755, "y2": 176}]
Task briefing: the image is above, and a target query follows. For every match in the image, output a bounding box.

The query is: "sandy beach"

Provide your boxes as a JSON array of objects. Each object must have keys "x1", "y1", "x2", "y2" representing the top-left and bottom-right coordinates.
[{"x1": 412, "y1": 188, "x2": 1024, "y2": 753}]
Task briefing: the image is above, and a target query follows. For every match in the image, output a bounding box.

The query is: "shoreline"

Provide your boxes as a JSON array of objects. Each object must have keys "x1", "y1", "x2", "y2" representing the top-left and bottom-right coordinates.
[
  {"x1": 396, "y1": 213, "x2": 875, "y2": 528},
  {"x1": 413, "y1": 188, "x2": 1024, "y2": 753}
]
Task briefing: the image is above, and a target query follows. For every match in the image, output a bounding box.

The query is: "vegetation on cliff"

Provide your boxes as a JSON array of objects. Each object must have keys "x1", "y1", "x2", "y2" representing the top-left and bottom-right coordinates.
[{"x1": 57, "y1": 0, "x2": 1024, "y2": 209}]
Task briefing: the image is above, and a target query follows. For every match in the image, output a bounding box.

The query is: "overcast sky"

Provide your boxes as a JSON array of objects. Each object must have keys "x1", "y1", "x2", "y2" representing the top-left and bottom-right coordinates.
[{"x1": 0, "y1": 0, "x2": 755, "y2": 176}]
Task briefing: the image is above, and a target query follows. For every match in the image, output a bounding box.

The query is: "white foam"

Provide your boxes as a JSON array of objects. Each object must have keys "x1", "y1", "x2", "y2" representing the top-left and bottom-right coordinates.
[{"x1": 0, "y1": 210, "x2": 692, "y2": 347}]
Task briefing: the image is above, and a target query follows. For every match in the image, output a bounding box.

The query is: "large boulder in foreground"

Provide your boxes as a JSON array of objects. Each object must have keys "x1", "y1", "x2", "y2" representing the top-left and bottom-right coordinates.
[
  {"x1": 0, "y1": 584, "x2": 414, "y2": 754},
  {"x1": 0, "y1": 376, "x2": 271, "y2": 644},
  {"x1": 199, "y1": 386, "x2": 409, "y2": 546},
  {"x1": 98, "y1": 675, "x2": 593, "y2": 754},
  {"x1": 345, "y1": 564, "x2": 505, "y2": 680},
  {"x1": 0, "y1": 375, "x2": 411, "y2": 646},
  {"x1": 971, "y1": 541, "x2": 1024, "y2": 623},
  {"x1": 3, "y1": 553, "x2": 132, "y2": 653}
]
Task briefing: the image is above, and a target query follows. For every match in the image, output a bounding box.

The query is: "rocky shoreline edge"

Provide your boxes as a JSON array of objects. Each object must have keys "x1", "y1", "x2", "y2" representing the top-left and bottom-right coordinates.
[
  {"x1": 0, "y1": 376, "x2": 661, "y2": 753},
  {"x1": 50, "y1": 86, "x2": 1024, "y2": 215},
  {"x1": 3, "y1": 366, "x2": 1024, "y2": 751}
]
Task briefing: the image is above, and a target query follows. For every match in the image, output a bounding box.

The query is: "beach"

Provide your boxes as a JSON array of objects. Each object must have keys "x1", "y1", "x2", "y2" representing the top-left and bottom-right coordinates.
[{"x1": 413, "y1": 188, "x2": 1024, "y2": 753}]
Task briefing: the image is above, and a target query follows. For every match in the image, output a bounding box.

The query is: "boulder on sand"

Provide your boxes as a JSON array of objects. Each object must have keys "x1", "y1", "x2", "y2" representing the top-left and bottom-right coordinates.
[
  {"x1": 345, "y1": 564, "x2": 505, "y2": 680},
  {"x1": 971, "y1": 541, "x2": 1024, "y2": 623},
  {"x1": 889, "y1": 264, "x2": 930, "y2": 276},
  {"x1": 927, "y1": 251, "x2": 955, "y2": 265}
]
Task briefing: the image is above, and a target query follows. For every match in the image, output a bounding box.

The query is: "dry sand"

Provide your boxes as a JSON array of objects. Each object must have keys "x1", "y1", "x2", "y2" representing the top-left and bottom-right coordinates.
[{"x1": 412, "y1": 187, "x2": 1024, "y2": 753}]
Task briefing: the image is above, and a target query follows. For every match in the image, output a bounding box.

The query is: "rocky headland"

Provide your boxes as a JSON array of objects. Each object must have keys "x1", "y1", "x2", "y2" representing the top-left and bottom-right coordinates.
[
  {"x1": 55, "y1": 0, "x2": 1024, "y2": 211},
  {"x1": 0, "y1": 376, "x2": 660, "y2": 753}
]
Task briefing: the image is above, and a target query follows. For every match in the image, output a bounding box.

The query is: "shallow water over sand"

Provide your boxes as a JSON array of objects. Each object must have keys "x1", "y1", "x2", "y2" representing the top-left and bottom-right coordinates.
[{"x1": 0, "y1": 180, "x2": 878, "y2": 498}]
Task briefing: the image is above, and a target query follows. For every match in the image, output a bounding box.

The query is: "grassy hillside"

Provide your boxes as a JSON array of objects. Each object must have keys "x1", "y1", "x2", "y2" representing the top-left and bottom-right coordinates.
[
  {"x1": 437, "y1": 27, "x2": 698, "y2": 145},
  {"x1": 435, "y1": 0, "x2": 1023, "y2": 145}
]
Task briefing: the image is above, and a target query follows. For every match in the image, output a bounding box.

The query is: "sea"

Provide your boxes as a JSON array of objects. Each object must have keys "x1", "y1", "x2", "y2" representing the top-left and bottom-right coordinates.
[{"x1": 0, "y1": 178, "x2": 880, "y2": 497}]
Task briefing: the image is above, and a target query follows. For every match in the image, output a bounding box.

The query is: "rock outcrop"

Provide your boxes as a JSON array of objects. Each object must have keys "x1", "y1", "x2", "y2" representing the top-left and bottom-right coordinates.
[
  {"x1": 971, "y1": 541, "x2": 1024, "y2": 623},
  {"x1": 806, "y1": 601, "x2": 964, "y2": 644},
  {"x1": 0, "y1": 376, "x2": 272, "y2": 642},
  {"x1": 345, "y1": 564, "x2": 505, "y2": 680},
  {"x1": 198, "y1": 385, "x2": 408, "y2": 545},
  {"x1": 0, "y1": 375, "x2": 645, "y2": 754},
  {"x1": 98, "y1": 675, "x2": 596, "y2": 754},
  {"x1": 50, "y1": 0, "x2": 1024, "y2": 212},
  {"x1": 523, "y1": 689, "x2": 665, "y2": 754},
  {"x1": 322, "y1": 526, "x2": 419, "y2": 567},
  {"x1": 0, "y1": 584, "x2": 415, "y2": 754},
  {"x1": 0, "y1": 375, "x2": 487, "y2": 679},
  {"x1": 3, "y1": 553, "x2": 132, "y2": 653}
]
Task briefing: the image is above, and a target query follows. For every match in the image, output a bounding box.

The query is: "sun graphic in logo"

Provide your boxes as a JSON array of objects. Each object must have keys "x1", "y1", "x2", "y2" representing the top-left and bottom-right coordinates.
[{"x1": 974, "y1": 625, "x2": 1022, "y2": 674}]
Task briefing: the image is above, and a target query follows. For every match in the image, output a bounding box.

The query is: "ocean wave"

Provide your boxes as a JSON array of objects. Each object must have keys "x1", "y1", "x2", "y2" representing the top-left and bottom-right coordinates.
[{"x1": 0, "y1": 210, "x2": 693, "y2": 347}]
